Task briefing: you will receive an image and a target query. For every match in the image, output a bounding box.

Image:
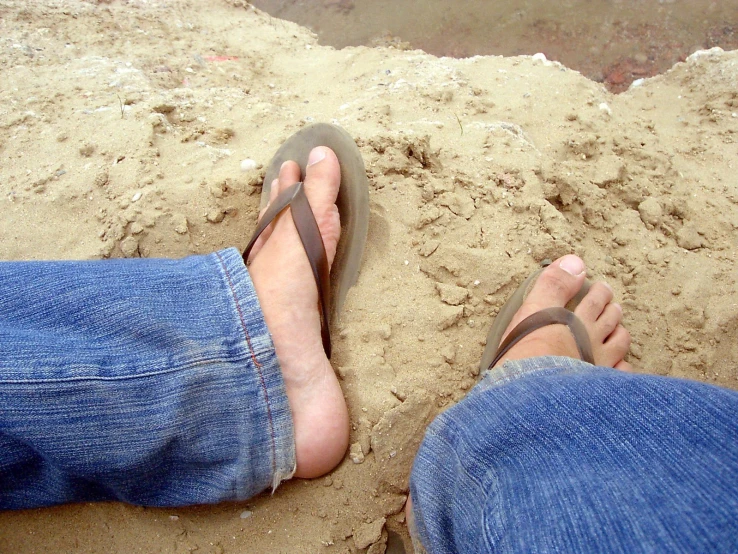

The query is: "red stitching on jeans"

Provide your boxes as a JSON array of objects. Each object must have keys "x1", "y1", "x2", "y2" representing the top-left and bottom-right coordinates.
[{"x1": 216, "y1": 251, "x2": 278, "y2": 479}]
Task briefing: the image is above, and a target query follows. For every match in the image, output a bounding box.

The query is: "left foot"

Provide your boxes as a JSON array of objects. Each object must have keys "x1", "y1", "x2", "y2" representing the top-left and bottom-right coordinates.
[{"x1": 248, "y1": 146, "x2": 349, "y2": 478}]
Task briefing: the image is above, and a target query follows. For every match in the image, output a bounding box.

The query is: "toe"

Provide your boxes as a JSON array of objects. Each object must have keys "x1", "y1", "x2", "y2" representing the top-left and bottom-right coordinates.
[
  {"x1": 261, "y1": 177, "x2": 281, "y2": 215},
  {"x1": 247, "y1": 178, "x2": 283, "y2": 261},
  {"x1": 591, "y1": 302, "x2": 622, "y2": 342},
  {"x1": 524, "y1": 255, "x2": 587, "y2": 311},
  {"x1": 248, "y1": 163, "x2": 300, "y2": 262},
  {"x1": 606, "y1": 324, "x2": 631, "y2": 351},
  {"x1": 303, "y1": 146, "x2": 340, "y2": 208},
  {"x1": 575, "y1": 282, "x2": 615, "y2": 323},
  {"x1": 278, "y1": 159, "x2": 302, "y2": 189},
  {"x1": 302, "y1": 146, "x2": 341, "y2": 263},
  {"x1": 615, "y1": 360, "x2": 634, "y2": 372},
  {"x1": 602, "y1": 324, "x2": 631, "y2": 365}
]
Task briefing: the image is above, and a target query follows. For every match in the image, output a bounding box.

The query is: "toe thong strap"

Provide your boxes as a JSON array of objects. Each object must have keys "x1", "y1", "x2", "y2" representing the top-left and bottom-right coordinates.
[
  {"x1": 487, "y1": 307, "x2": 595, "y2": 370},
  {"x1": 242, "y1": 182, "x2": 332, "y2": 358}
]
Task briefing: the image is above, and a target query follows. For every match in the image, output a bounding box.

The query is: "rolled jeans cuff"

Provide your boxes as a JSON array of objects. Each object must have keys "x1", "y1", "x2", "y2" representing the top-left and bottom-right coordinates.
[
  {"x1": 214, "y1": 247, "x2": 297, "y2": 493},
  {"x1": 480, "y1": 355, "x2": 599, "y2": 387},
  {"x1": 0, "y1": 247, "x2": 295, "y2": 508}
]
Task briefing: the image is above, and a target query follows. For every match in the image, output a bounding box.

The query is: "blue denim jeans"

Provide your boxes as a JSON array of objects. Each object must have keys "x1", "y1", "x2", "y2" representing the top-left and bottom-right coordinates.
[
  {"x1": 3, "y1": 250, "x2": 738, "y2": 553},
  {"x1": 0, "y1": 248, "x2": 295, "y2": 509},
  {"x1": 410, "y1": 357, "x2": 738, "y2": 553}
]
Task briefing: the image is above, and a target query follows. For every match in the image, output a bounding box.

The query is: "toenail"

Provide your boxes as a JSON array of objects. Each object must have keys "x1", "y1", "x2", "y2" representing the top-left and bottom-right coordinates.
[
  {"x1": 559, "y1": 255, "x2": 585, "y2": 276},
  {"x1": 307, "y1": 147, "x2": 327, "y2": 167}
]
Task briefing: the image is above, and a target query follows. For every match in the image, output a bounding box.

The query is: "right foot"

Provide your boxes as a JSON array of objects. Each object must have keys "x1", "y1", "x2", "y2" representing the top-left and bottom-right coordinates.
[{"x1": 493, "y1": 255, "x2": 632, "y2": 371}]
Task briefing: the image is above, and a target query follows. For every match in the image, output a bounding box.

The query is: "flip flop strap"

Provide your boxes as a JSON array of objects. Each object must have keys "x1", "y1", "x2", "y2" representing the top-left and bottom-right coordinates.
[
  {"x1": 242, "y1": 182, "x2": 332, "y2": 358},
  {"x1": 488, "y1": 307, "x2": 595, "y2": 369}
]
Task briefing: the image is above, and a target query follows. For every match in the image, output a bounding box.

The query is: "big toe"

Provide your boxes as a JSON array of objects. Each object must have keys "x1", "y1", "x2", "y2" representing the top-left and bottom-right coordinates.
[
  {"x1": 524, "y1": 255, "x2": 588, "y2": 312},
  {"x1": 302, "y1": 146, "x2": 341, "y2": 263}
]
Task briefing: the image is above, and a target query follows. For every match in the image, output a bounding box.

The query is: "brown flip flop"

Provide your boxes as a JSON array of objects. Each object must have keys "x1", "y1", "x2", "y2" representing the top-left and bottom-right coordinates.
[
  {"x1": 242, "y1": 123, "x2": 369, "y2": 358},
  {"x1": 479, "y1": 262, "x2": 595, "y2": 372}
]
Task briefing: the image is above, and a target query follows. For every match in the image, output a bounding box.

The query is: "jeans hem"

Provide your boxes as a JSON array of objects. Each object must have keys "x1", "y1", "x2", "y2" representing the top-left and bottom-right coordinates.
[
  {"x1": 481, "y1": 355, "x2": 599, "y2": 387},
  {"x1": 214, "y1": 248, "x2": 296, "y2": 493}
]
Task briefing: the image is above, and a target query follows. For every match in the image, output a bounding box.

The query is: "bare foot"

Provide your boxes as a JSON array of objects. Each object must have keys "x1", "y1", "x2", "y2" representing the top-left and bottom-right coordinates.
[
  {"x1": 248, "y1": 146, "x2": 349, "y2": 479},
  {"x1": 493, "y1": 255, "x2": 632, "y2": 371}
]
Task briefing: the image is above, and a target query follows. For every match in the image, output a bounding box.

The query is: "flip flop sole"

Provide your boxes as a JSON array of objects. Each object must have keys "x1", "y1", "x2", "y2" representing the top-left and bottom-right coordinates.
[{"x1": 262, "y1": 123, "x2": 369, "y2": 321}]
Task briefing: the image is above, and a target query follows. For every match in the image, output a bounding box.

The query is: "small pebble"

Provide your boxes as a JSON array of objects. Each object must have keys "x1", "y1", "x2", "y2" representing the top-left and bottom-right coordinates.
[
  {"x1": 349, "y1": 443, "x2": 365, "y2": 464},
  {"x1": 206, "y1": 210, "x2": 225, "y2": 223},
  {"x1": 240, "y1": 158, "x2": 257, "y2": 172},
  {"x1": 79, "y1": 142, "x2": 96, "y2": 157},
  {"x1": 120, "y1": 236, "x2": 139, "y2": 257},
  {"x1": 240, "y1": 510, "x2": 252, "y2": 519},
  {"x1": 131, "y1": 192, "x2": 142, "y2": 202},
  {"x1": 173, "y1": 214, "x2": 189, "y2": 235},
  {"x1": 169, "y1": 515, "x2": 179, "y2": 521}
]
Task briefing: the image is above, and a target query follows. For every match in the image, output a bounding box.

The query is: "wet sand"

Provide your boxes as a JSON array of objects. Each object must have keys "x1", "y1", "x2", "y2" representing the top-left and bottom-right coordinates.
[{"x1": 252, "y1": 0, "x2": 738, "y2": 91}]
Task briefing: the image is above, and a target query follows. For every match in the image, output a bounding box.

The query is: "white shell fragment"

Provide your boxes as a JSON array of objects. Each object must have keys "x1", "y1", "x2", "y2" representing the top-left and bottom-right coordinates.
[{"x1": 240, "y1": 159, "x2": 257, "y2": 172}]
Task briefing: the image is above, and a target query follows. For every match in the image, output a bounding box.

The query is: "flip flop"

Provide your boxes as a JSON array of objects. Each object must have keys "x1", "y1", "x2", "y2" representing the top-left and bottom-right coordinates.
[
  {"x1": 479, "y1": 262, "x2": 595, "y2": 372},
  {"x1": 242, "y1": 123, "x2": 369, "y2": 358}
]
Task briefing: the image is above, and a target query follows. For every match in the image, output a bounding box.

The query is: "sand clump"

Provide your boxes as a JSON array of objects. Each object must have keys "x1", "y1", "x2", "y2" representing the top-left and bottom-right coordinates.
[{"x1": 1, "y1": 1, "x2": 738, "y2": 552}]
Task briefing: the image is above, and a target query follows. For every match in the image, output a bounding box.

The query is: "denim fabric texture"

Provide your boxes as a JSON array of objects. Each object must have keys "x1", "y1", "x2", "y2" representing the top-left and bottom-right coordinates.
[
  {"x1": 0, "y1": 247, "x2": 295, "y2": 509},
  {"x1": 410, "y1": 356, "x2": 738, "y2": 553}
]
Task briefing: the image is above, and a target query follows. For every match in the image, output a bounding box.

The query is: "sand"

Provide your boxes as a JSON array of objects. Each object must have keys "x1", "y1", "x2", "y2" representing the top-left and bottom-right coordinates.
[{"x1": 1, "y1": 1, "x2": 737, "y2": 552}]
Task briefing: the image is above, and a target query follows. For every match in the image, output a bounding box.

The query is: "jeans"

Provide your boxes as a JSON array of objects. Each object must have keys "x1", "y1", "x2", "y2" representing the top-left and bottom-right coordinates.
[
  {"x1": 410, "y1": 357, "x2": 738, "y2": 553},
  {"x1": 0, "y1": 248, "x2": 295, "y2": 509},
  {"x1": 3, "y1": 250, "x2": 738, "y2": 553}
]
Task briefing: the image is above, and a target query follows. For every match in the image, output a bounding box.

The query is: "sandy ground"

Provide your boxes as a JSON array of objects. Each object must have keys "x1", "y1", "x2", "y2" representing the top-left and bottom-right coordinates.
[{"x1": 1, "y1": 0, "x2": 737, "y2": 552}]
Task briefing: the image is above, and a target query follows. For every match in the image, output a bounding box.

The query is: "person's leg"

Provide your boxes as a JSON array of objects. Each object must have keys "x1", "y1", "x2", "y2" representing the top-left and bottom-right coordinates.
[
  {"x1": 0, "y1": 146, "x2": 347, "y2": 509},
  {"x1": 409, "y1": 256, "x2": 738, "y2": 553}
]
